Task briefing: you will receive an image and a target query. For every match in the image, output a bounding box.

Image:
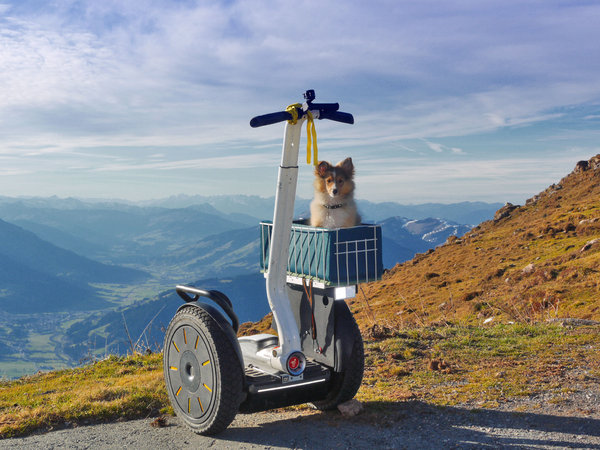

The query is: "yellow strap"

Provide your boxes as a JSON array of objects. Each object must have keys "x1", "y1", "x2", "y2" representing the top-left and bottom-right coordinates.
[
  {"x1": 286, "y1": 103, "x2": 318, "y2": 166},
  {"x1": 306, "y1": 111, "x2": 318, "y2": 166},
  {"x1": 286, "y1": 103, "x2": 302, "y2": 124}
]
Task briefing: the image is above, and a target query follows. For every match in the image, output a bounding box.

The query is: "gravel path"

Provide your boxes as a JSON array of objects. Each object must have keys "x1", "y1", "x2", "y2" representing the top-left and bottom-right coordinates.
[{"x1": 2, "y1": 401, "x2": 600, "y2": 449}]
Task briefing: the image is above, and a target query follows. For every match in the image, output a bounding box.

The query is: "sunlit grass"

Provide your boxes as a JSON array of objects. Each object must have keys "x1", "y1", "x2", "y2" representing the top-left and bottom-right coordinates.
[
  {"x1": 358, "y1": 323, "x2": 600, "y2": 409},
  {"x1": 0, "y1": 353, "x2": 168, "y2": 439}
]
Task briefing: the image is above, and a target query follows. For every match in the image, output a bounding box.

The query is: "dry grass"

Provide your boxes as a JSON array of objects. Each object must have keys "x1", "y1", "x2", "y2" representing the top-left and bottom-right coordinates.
[
  {"x1": 353, "y1": 157, "x2": 600, "y2": 329},
  {"x1": 357, "y1": 322, "x2": 600, "y2": 412},
  {"x1": 0, "y1": 353, "x2": 168, "y2": 438}
]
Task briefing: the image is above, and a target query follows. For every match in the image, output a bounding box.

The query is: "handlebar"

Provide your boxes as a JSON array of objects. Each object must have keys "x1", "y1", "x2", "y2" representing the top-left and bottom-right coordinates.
[
  {"x1": 250, "y1": 111, "x2": 293, "y2": 128},
  {"x1": 320, "y1": 110, "x2": 354, "y2": 125},
  {"x1": 250, "y1": 91, "x2": 354, "y2": 127}
]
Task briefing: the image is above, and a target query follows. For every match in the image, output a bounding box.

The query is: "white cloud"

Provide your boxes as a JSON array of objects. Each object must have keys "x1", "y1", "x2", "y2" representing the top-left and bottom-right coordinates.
[
  {"x1": 354, "y1": 152, "x2": 592, "y2": 203},
  {"x1": 421, "y1": 141, "x2": 465, "y2": 155},
  {"x1": 91, "y1": 152, "x2": 280, "y2": 172},
  {"x1": 424, "y1": 140, "x2": 444, "y2": 153}
]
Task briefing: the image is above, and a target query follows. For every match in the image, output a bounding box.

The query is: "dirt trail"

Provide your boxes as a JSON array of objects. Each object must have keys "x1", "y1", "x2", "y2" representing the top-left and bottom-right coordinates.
[{"x1": 2, "y1": 402, "x2": 600, "y2": 449}]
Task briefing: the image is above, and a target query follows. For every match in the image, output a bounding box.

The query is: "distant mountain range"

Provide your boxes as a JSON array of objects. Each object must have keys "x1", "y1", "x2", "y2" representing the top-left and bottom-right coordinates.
[
  {"x1": 380, "y1": 217, "x2": 473, "y2": 267},
  {"x1": 0, "y1": 196, "x2": 498, "y2": 279},
  {"x1": 0, "y1": 200, "x2": 256, "y2": 275},
  {"x1": 13, "y1": 195, "x2": 499, "y2": 225},
  {"x1": 0, "y1": 219, "x2": 147, "y2": 313}
]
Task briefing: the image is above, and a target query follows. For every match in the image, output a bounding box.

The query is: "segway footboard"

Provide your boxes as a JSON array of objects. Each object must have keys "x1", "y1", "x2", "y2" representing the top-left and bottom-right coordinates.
[{"x1": 239, "y1": 356, "x2": 331, "y2": 413}]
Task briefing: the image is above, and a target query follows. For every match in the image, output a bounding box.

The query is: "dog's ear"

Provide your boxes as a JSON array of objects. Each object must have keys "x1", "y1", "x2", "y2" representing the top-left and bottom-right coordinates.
[
  {"x1": 316, "y1": 161, "x2": 332, "y2": 177},
  {"x1": 338, "y1": 157, "x2": 354, "y2": 176}
]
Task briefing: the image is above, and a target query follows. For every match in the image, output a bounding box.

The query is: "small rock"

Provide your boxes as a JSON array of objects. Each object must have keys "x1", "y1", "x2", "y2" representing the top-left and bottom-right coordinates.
[
  {"x1": 547, "y1": 318, "x2": 600, "y2": 327},
  {"x1": 574, "y1": 160, "x2": 589, "y2": 173},
  {"x1": 494, "y1": 203, "x2": 518, "y2": 221},
  {"x1": 580, "y1": 238, "x2": 599, "y2": 252},
  {"x1": 522, "y1": 263, "x2": 535, "y2": 274},
  {"x1": 446, "y1": 235, "x2": 459, "y2": 244},
  {"x1": 428, "y1": 359, "x2": 451, "y2": 373},
  {"x1": 579, "y1": 218, "x2": 598, "y2": 225},
  {"x1": 150, "y1": 416, "x2": 167, "y2": 428},
  {"x1": 338, "y1": 399, "x2": 363, "y2": 417}
]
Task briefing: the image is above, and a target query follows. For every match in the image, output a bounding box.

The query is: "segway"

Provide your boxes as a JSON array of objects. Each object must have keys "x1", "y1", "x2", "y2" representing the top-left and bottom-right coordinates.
[{"x1": 163, "y1": 90, "x2": 383, "y2": 435}]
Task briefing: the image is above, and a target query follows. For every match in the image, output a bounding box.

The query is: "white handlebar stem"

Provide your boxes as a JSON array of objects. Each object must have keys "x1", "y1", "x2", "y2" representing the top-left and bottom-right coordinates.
[{"x1": 265, "y1": 117, "x2": 305, "y2": 373}]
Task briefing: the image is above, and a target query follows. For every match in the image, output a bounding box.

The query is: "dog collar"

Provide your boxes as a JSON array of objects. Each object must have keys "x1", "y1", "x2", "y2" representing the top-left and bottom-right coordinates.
[{"x1": 323, "y1": 203, "x2": 345, "y2": 209}]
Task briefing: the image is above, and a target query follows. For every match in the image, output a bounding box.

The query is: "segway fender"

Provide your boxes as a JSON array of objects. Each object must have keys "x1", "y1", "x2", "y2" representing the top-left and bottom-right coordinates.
[
  {"x1": 176, "y1": 302, "x2": 245, "y2": 371},
  {"x1": 333, "y1": 300, "x2": 357, "y2": 372}
]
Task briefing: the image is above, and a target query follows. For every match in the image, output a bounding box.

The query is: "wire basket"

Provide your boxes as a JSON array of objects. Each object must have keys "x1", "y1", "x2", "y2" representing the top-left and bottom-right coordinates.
[{"x1": 260, "y1": 221, "x2": 383, "y2": 286}]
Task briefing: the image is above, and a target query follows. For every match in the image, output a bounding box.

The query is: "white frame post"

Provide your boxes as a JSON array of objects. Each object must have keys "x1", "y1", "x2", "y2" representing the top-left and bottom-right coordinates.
[{"x1": 265, "y1": 118, "x2": 305, "y2": 374}]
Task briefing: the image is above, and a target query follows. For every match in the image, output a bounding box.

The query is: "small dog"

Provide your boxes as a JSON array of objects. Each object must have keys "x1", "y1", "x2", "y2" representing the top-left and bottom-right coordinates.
[{"x1": 310, "y1": 157, "x2": 361, "y2": 228}]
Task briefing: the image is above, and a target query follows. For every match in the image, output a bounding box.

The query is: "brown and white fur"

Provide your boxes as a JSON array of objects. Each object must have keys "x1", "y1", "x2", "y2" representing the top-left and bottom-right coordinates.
[{"x1": 310, "y1": 157, "x2": 361, "y2": 228}]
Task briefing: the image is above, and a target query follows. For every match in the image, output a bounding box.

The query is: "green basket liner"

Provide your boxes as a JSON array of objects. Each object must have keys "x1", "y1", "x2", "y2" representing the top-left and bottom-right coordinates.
[{"x1": 260, "y1": 221, "x2": 383, "y2": 286}]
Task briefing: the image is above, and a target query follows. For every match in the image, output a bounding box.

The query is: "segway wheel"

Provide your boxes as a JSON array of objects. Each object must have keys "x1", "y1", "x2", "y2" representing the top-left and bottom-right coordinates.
[
  {"x1": 163, "y1": 306, "x2": 243, "y2": 435},
  {"x1": 310, "y1": 312, "x2": 364, "y2": 410}
]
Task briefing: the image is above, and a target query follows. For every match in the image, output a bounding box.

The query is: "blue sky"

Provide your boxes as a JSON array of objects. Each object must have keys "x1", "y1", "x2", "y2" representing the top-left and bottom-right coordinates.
[{"x1": 1, "y1": 0, "x2": 599, "y2": 204}]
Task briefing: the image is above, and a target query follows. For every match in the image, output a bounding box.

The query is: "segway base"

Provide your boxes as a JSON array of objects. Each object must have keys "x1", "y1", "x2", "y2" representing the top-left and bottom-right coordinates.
[{"x1": 239, "y1": 358, "x2": 331, "y2": 413}]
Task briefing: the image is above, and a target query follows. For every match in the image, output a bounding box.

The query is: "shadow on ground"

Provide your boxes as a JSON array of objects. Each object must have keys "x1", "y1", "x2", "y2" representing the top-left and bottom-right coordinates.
[{"x1": 217, "y1": 401, "x2": 600, "y2": 449}]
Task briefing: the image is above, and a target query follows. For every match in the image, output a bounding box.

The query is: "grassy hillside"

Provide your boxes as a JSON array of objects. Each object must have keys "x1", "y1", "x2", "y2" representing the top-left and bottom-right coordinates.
[{"x1": 353, "y1": 155, "x2": 600, "y2": 328}]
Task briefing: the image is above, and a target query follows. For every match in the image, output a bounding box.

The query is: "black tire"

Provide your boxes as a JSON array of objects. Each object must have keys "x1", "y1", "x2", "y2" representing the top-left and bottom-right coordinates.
[
  {"x1": 163, "y1": 306, "x2": 243, "y2": 435},
  {"x1": 310, "y1": 311, "x2": 364, "y2": 410}
]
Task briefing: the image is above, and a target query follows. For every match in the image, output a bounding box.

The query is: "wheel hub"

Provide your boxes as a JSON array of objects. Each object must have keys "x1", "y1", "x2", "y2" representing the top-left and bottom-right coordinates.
[{"x1": 180, "y1": 350, "x2": 201, "y2": 392}]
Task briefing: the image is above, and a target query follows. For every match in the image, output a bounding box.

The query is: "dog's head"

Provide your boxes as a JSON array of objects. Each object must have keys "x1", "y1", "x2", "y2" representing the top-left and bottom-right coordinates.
[{"x1": 314, "y1": 157, "x2": 355, "y2": 199}]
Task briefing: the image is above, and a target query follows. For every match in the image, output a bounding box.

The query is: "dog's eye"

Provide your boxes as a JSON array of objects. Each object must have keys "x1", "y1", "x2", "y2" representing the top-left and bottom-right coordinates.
[
  {"x1": 326, "y1": 177, "x2": 334, "y2": 184},
  {"x1": 337, "y1": 178, "x2": 344, "y2": 185}
]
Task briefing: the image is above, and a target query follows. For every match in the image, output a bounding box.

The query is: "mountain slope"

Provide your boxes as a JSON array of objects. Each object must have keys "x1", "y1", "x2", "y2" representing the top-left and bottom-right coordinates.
[
  {"x1": 354, "y1": 155, "x2": 600, "y2": 327},
  {"x1": 0, "y1": 219, "x2": 147, "y2": 313},
  {"x1": 0, "y1": 254, "x2": 107, "y2": 313},
  {"x1": 165, "y1": 226, "x2": 259, "y2": 278},
  {"x1": 0, "y1": 219, "x2": 146, "y2": 284}
]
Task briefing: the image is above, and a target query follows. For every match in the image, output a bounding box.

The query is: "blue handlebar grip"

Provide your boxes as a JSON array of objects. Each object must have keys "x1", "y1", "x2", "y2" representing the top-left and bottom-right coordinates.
[
  {"x1": 322, "y1": 111, "x2": 354, "y2": 124},
  {"x1": 250, "y1": 111, "x2": 293, "y2": 128}
]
